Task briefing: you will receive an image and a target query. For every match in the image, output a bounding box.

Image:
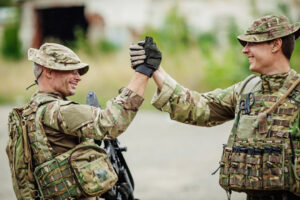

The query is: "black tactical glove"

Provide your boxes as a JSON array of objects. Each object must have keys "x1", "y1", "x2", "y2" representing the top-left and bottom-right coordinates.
[{"x1": 129, "y1": 36, "x2": 162, "y2": 77}]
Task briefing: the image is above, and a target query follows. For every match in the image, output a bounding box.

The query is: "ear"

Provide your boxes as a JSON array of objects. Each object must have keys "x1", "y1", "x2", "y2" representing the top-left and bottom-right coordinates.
[
  {"x1": 271, "y1": 38, "x2": 282, "y2": 53},
  {"x1": 44, "y1": 68, "x2": 53, "y2": 79}
]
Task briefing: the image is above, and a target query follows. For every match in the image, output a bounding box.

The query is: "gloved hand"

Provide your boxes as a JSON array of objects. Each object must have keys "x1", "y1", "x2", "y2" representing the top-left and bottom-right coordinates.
[
  {"x1": 129, "y1": 36, "x2": 162, "y2": 77},
  {"x1": 129, "y1": 40, "x2": 146, "y2": 69}
]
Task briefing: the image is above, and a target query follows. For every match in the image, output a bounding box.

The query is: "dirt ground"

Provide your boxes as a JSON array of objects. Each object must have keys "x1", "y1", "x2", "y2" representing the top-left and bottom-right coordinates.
[{"x1": 0, "y1": 106, "x2": 246, "y2": 200}]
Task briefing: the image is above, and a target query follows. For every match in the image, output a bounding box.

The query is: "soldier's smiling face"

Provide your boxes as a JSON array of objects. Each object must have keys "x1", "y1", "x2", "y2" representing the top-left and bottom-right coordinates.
[
  {"x1": 51, "y1": 69, "x2": 82, "y2": 97},
  {"x1": 242, "y1": 41, "x2": 275, "y2": 74}
]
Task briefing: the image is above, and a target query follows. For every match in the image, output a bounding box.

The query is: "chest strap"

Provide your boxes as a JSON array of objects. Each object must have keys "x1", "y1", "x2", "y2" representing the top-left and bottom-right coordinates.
[{"x1": 256, "y1": 76, "x2": 300, "y2": 133}]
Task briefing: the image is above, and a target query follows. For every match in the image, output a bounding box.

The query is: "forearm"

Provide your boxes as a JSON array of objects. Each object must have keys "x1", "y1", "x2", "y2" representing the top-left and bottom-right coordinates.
[
  {"x1": 43, "y1": 88, "x2": 144, "y2": 140},
  {"x1": 151, "y1": 76, "x2": 237, "y2": 126},
  {"x1": 127, "y1": 72, "x2": 149, "y2": 97},
  {"x1": 152, "y1": 66, "x2": 167, "y2": 91},
  {"x1": 80, "y1": 88, "x2": 144, "y2": 139}
]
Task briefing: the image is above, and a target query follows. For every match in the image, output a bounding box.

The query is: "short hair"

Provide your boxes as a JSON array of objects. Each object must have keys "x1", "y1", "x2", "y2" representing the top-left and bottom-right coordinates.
[
  {"x1": 281, "y1": 34, "x2": 295, "y2": 60},
  {"x1": 267, "y1": 34, "x2": 296, "y2": 60},
  {"x1": 33, "y1": 63, "x2": 43, "y2": 82}
]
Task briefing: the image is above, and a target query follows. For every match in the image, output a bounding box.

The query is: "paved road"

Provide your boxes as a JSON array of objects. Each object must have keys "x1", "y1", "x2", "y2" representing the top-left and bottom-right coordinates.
[{"x1": 0, "y1": 106, "x2": 246, "y2": 200}]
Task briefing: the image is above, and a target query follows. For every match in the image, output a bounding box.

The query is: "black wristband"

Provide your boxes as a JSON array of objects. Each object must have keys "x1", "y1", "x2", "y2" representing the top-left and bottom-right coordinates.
[{"x1": 135, "y1": 64, "x2": 154, "y2": 77}]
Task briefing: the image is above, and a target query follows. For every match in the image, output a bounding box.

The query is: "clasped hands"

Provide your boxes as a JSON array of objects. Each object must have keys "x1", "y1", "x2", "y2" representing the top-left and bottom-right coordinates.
[{"x1": 129, "y1": 36, "x2": 162, "y2": 77}]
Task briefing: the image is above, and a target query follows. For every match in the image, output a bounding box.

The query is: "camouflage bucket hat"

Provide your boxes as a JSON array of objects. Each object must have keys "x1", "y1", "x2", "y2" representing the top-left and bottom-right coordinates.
[
  {"x1": 237, "y1": 15, "x2": 300, "y2": 46},
  {"x1": 28, "y1": 43, "x2": 89, "y2": 75}
]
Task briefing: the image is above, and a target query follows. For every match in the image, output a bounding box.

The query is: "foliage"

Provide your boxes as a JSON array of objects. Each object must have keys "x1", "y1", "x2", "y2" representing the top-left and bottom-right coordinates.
[
  {"x1": 291, "y1": 39, "x2": 300, "y2": 72},
  {"x1": 72, "y1": 27, "x2": 93, "y2": 55},
  {"x1": 197, "y1": 31, "x2": 218, "y2": 57},
  {"x1": 0, "y1": 22, "x2": 22, "y2": 60},
  {"x1": 0, "y1": 0, "x2": 12, "y2": 6},
  {"x1": 141, "y1": 5, "x2": 192, "y2": 54},
  {"x1": 72, "y1": 27, "x2": 119, "y2": 55},
  {"x1": 97, "y1": 39, "x2": 119, "y2": 53}
]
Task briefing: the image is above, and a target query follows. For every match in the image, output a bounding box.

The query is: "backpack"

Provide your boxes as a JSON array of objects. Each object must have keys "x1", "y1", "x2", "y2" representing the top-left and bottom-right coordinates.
[
  {"x1": 6, "y1": 99, "x2": 118, "y2": 199},
  {"x1": 6, "y1": 106, "x2": 37, "y2": 199}
]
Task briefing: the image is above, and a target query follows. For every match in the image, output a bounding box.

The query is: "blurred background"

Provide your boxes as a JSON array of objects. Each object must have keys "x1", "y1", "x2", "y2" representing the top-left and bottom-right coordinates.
[
  {"x1": 0, "y1": 0, "x2": 299, "y2": 199},
  {"x1": 0, "y1": 0, "x2": 299, "y2": 106}
]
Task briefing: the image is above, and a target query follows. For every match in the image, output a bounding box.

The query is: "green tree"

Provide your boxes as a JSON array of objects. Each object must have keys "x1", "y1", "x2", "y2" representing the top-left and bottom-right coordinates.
[{"x1": 1, "y1": 22, "x2": 22, "y2": 60}]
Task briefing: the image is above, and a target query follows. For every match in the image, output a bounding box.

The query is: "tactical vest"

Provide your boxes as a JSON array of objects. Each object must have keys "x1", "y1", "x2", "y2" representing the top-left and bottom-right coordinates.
[
  {"x1": 218, "y1": 73, "x2": 300, "y2": 196},
  {"x1": 22, "y1": 94, "x2": 117, "y2": 199}
]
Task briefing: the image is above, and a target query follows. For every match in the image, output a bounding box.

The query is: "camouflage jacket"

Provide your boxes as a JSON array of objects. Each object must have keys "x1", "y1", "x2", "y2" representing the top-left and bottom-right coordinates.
[
  {"x1": 151, "y1": 69, "x2": 300, "y2": 194},
  {"x1": 151, "y1": 69, "x2": 299, "y2": 127},
  {"x1": 30, "y1": 87, "x2": 143, "y2": 157}
]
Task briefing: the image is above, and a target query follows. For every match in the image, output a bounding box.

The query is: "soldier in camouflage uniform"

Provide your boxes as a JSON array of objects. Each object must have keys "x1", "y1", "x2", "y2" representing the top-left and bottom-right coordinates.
[
  {"x1": 130, "y1": 15, "x2": 300, "y2": 199},
  {"x1": 8, "y1": 41, "x2": 161, "y2": 199}
]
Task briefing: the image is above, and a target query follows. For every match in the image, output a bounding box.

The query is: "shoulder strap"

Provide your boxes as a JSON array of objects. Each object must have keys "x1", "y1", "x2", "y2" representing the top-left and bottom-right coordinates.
[
  {"x1": 34, "y1": 104, "x2": 55, "y2": 162},
  {"x1": 265, "y1": 76, "x2": 300, "y2": 116},
  {"x1": 237, "y1": 74, "x2": 261, "y2": 96}
]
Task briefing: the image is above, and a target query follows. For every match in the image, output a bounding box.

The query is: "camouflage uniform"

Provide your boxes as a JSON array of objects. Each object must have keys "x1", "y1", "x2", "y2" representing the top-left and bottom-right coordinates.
[
  {"x1": 30, "y1": 89, "x2": 143, "y2": 155},
  {"x1": 151, "y1": 15, "x2": 300, "y2": 199},
  {"x1": 15, "y1": 43, "x2": 143, "y2": 199}
]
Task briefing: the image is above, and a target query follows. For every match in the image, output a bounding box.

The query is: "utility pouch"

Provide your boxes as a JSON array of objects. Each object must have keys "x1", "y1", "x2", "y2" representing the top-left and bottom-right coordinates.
[
  {"x1": 34, "y1": 142, "x2": 118, "y2": 199},
  {"x1": 262, "y1": 144, "x2": 284, "y2": 189},
  {"x1": 219, "y1": 145, "x2": 232, "y2": 188},
  {"x1": 229, "y1": 143, "x2": 247, "y2": 189},
  {"x1": 69, "y1": 144, "x2": 118, "y2": 197},
  {"x1": 245, "y1": 146, "x2": 263, "y2": 190},
  {"x1": 236, "y1": 115, "x2": 257, "y2": 139}
]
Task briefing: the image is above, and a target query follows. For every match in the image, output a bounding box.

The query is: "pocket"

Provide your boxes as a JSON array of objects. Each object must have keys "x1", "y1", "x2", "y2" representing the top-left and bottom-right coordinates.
[
  {"x1": 262, "y1": 145, "x2": 284, "y2": 189},
  {"x1": 219, "y1": 145, "x2": 232, "y2": 188},
  {"x1": 69, "y1": 145, "x2": 118, "y2": 196},
  {"x1": 229, "y1": 144, "x2": 247, "y2": 189},
  {"x1": 236, "y1": 115, "x2": 257, "y2": 139},
  {"x1": 245, "y1": 147, "x2": 263, "y2": 190}
]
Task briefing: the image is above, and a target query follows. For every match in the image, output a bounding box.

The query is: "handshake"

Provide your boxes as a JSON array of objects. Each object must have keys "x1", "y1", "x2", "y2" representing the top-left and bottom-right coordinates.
[{"x1": 129, "y1": 36, "x2": 162, "y2": 78}]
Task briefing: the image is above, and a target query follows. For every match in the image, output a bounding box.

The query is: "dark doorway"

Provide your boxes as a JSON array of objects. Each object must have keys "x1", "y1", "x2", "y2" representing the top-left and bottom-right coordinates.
[{"x1": 33, "y1": 6, "x2": 88, "y2": 47}]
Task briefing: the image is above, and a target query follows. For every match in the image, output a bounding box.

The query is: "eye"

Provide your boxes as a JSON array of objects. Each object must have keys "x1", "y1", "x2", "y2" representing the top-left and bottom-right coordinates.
[{"x1": 72, "y1": 70, "x2": 79, "y2": 75}]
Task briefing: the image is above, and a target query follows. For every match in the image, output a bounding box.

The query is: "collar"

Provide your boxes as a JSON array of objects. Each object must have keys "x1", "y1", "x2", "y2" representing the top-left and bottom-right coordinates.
[
  {"x1": 260, "y1": 71, "x2": 290, "y2": 93},
  {"x1": 33, "y1": 90, "x2": 68, "y2": 100}
]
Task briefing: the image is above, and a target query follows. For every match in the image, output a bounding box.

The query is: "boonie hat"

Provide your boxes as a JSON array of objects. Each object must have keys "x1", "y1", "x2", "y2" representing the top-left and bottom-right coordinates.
[
  {"x1": 238, "y1": 15, "x2": 300, "y2": 46},
  {"x1": 28, "y1": 43, "x2": 89, "y2": 75}
]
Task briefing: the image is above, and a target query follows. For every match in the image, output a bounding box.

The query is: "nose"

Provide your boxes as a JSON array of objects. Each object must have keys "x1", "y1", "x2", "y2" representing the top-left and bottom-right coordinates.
[{"x1": 73, "y1": 70, "x2": 82, "y2": 81}]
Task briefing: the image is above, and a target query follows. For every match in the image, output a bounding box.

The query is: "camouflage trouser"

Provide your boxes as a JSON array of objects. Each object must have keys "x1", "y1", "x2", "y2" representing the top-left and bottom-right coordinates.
[{"x1": 246, "y1": 191, "x2": 299, "y2": 200}]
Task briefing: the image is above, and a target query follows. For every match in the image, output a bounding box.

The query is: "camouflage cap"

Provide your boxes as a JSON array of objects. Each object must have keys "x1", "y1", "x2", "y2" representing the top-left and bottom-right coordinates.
[
  {"x1": 237, "y1": 15, "x2": 300, "y2": 46},
  {"x1": 28, "y1": 43, "x2": 89, "y2": 75}
]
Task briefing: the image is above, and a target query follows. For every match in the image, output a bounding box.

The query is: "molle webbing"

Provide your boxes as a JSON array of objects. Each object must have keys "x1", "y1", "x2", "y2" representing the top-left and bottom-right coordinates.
[
  {"x1": 262, "y1": 76, "x2": 300, "y2": 117},
  {"x1": 255, "y1": 96, "x2": 277, "y2": 102},
  {"x1": 220, "y1": 72, "x2": 300, "y2": 195}
]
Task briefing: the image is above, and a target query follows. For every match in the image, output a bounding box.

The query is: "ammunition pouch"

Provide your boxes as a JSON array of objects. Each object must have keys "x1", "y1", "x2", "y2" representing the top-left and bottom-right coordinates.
[
  {"x1": 219, "y1": 141, "x2": 286, "y2": 192},
  {"x1": 34, "y1": 142, "x2": 118, "y2": 199}
]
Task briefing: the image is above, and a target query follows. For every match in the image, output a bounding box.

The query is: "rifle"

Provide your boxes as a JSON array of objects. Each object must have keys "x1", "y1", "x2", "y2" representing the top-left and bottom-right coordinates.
[{"x1": 86, "y1": 91, "x2": 139, "y2": 200}]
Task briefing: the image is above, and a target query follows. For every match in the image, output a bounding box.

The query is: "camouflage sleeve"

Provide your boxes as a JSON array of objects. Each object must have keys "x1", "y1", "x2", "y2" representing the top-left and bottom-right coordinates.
[
  {"x1": 151, "y1": 75, "x2": 240, "y2": 126},
  {"x1": 43, "y1": 87, "x2": 144, "y2": 140}
]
